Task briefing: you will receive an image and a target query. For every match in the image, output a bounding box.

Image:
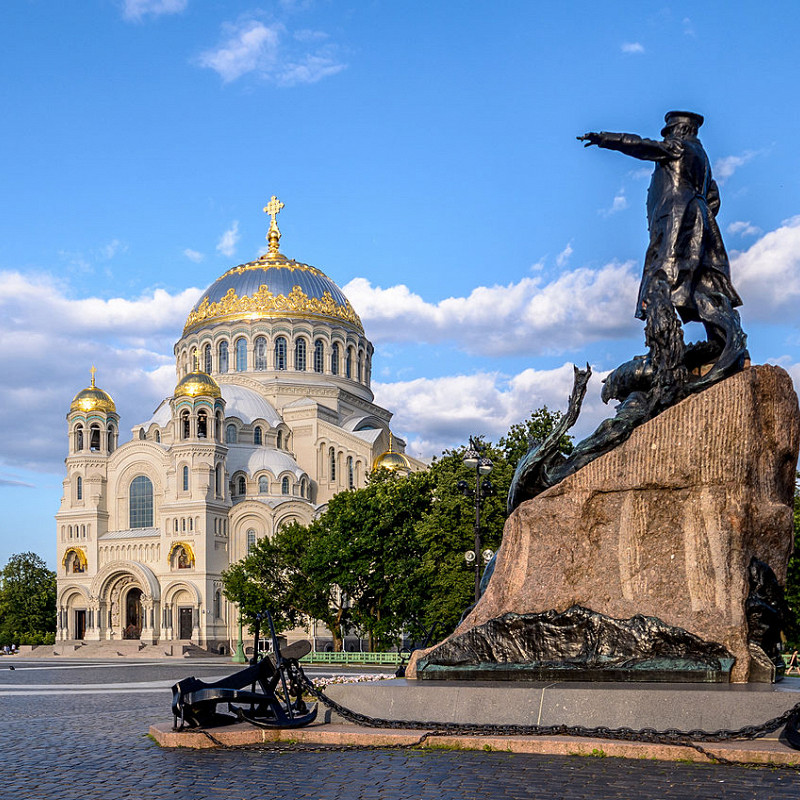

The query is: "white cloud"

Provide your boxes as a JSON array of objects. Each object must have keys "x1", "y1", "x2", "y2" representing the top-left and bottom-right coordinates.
[
  {"x1": 197, "y1": 19, "x2": 345, "y2": 85},
  {"x1": 556, "y1": 242, "x2": 573, "y2": 268},
  {"x1": 599, "y1": 191, "x2": 628, "y2": 217},
  {"x1": 184, "y1": 248, "x2": 204, "y2": 262},
  {"x1": 374, "y1": 364, "x2": 612, "y2": 459},
  {"x1": 99, "y1": 239, "x2": 126, "y2": 260},
  {"x1": 216, "y1": 221, "x2": 240, "y2": 257},
  {"x1": 714, "y1": 150, "x2": 759, "y2": 183},
  {"x1": 344, "y1": 260, "x2": 641, "y2": 356},
  {"x1": 122, "y1": 0, "x2": 187, "y2": 21},
  {"x1": 198, "y1": 21, "x2": 281, "y2": 83},
  {"x1": 733, "y1": 216, "x2": 800, "y2": 319},
  {"x1": 621, "y1": 42, "x2": 645, "y2": 54},
  {"x1": 0, "y1": 271, "x2": 201, "y2": 472},
  {"x1": 726, "y1": 220, "x2": 762, "y2": 238}
]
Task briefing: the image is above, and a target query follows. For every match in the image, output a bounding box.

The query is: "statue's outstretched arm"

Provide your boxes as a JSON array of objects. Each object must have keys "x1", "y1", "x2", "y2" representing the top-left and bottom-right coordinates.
[{"x1": 578, "y1": 132, "x2": 679, "y2": 162}]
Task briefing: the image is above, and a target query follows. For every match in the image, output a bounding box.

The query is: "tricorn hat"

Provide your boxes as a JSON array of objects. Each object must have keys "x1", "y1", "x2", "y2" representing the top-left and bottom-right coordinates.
[{"x1": 662, "y1": 110, "x2": 704, "y2": 136}]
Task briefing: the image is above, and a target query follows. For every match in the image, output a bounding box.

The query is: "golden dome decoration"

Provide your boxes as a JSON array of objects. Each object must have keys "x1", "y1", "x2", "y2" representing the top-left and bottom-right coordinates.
[
  {"x1": 70, "y1": 367, "x2": 116, "y2": 414},
  {"x1": 372, "y1": 433, "x2": 411, "y2": 473},
  {"x1": 183, "y1": 197, "x2": 364, "y2": 335},
  {"x1": 174, "y1": 368, "x2": 222, "y2": 399}
]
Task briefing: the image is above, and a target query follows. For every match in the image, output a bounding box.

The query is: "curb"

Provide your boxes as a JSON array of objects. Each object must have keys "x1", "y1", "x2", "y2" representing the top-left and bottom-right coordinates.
[{"x1": 148, "y1": 721, "x2": 800, "y2": 765}]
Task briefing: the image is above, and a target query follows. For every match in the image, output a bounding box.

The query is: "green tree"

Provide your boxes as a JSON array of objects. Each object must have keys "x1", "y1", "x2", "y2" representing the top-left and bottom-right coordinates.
[
  {"x1": 498, "y1": 406, "x2": 574, "y2": 467},
  {"x1": 220, "y1": 534, "x2": 295, "y2": 638},
  {"x1": 220, "y1": 407, "x2": 573, "y2": 651},
  {"x1": 0, "y1": 552, "x2": 56, "y2": 645},
  {"x1": 296, "y1": 469, "x2": 433, "y2": 650}
]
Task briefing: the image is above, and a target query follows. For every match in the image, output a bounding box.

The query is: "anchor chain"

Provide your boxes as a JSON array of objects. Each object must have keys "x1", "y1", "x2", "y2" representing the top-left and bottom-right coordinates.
[{"x1": 300, "y1": 672, "x2": 800, "y2": 768}]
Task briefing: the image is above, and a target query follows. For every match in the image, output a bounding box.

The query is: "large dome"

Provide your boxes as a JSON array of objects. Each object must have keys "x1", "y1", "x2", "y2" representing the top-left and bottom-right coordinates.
[{"x1": 183, "y1": 254, "x2": 363, "y2": 335}]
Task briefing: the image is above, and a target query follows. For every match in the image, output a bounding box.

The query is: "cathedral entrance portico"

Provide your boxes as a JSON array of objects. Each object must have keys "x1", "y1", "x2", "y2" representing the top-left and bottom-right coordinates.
[{"x1": 91, "y1": 561, "x2": 161, "y2": 644}]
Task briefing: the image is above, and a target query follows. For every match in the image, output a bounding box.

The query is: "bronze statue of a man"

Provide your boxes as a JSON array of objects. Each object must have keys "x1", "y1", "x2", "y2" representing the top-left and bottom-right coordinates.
[{"x1": 579, "y1": 111, "x2": 743, "y2": 361}]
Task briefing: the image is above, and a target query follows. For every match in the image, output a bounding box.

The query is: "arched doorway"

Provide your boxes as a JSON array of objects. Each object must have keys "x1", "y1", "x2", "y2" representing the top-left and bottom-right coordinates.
[{"x1": 124, "y1": 588, "x2": 143, "y2": 639}]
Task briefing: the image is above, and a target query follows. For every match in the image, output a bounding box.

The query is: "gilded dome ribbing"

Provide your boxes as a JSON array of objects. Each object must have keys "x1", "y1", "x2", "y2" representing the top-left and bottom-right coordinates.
[{"x1": 183, "y1": 198, "x2": 363, "y2": 335}]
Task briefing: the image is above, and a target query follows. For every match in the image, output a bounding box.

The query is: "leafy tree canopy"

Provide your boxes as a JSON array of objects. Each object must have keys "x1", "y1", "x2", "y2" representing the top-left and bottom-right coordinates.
[
  {"x1": 222, "y1": 407, "x2": 572, "y2": 650},
  {"x1": 0, "y1": 552, "x2": 56, "y2": 644}
]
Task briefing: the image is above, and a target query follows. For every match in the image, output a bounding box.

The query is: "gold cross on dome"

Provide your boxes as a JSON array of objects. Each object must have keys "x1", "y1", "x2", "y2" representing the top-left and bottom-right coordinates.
[
  {"x1": 264, "y1": 195, "x2": 284, "y2": 223},
  {"x1": 263, "y1": 195, "x2": 285, "y2": 257},
  {"x1": 90, "y1": 365, "x2": 97, "y2": 388}
]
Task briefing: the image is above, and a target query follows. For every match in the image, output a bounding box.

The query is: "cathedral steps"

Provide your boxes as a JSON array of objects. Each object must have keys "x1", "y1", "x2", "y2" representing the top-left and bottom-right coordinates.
[{"x1": 25, "y1": 640, "x2": 225, "y2": 659}]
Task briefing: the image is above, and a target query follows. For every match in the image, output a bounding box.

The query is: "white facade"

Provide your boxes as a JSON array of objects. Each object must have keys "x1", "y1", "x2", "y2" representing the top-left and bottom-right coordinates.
[{"x1": 55, "y1": 210, "x2": 420, "y2": 652}]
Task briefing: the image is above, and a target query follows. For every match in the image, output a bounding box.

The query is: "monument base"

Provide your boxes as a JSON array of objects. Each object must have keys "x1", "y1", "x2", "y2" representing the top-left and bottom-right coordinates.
[{"x1": 409, "y1": 366, "x2": 800, "y2": 683}]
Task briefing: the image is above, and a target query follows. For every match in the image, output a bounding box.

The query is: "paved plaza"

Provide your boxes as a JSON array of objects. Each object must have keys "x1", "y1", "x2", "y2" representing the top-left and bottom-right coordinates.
[{"x1": 1, "y1": 658, "x2": 799, "y2": 799}]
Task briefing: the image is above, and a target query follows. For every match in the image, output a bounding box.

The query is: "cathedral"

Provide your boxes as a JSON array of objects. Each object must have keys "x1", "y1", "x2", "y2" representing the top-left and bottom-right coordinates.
[{"x1": 55, "y1": 198, "x2": 421, "y2": 653}]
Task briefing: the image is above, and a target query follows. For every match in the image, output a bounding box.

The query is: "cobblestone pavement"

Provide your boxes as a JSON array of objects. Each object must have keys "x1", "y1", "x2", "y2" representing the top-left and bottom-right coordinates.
[{"x1": 2, "y1": 659, "x2": 799, "y2": 800}]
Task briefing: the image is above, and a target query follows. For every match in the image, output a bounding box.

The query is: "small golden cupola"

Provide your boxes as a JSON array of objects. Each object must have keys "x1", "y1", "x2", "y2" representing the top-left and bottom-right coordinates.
[
  {"x1": 174, "y1": 368, "x2": 222, "y2": 399},
  {"x1": 372, "y1": 432, "x2": 410, "y2": 473},
  {"x1": 68, "y1": 367, "x2": 119, "y2": 455},
  {"x1": 70, "y1": 366, "x2": 116, "y2": 414}
]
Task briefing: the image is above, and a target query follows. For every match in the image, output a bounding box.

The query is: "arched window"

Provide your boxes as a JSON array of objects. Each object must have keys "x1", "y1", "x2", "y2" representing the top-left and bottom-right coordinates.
[
  {"x1": 358, "y1": 351, "x2": 364, "y2": 383},
  {"x1": 235, "y1": 337, "x2": 247, "y2": 372},
  {"x1": 181, "y1": 411, "x2": 190, "y2": 439},
  {"x1": 247, "y1": 529, "x2": 256, "y2": 552},
  {"x1": 197, "y1": 410, "x2": 208, "y2": 439},
  {"x1": 254, "y1": 336, "x2": 267, "y2": 370},
  {"x1": 277, "y1": 430, "x2": 283, "y2": 449},
  {"x1": 182, "y1": 465, "x2": 189, "y2": 492},
  {"x1": 237, "y1": 475, "x2": 246, "y2": 496},
  {"x1": 215, "y1": 411, "x2": 223, "y2": 442},
  {"x1": 295, "y1": 338, "x2": 307, "y2": 371},
  {"x1": 76, "y1": 475, "x2": 83, "y2": 501},
  {"x1": 74, "y1": 425, "x2": 84, "y2": 452},
  {"x1": 182, "y1": 517, "x2": 186, "y2": 531},
  {"x1": 331, "y1": 343, "x2": 340, "y2": 375},
  {"x1": 155, "y1": 429, "x2": 161, "y2": 443},
  {"x1": 214, "y1": 590, "x2": 222, "y2": 619},
  {"x1": 107, "y1": 425, "x2": 115, "y2": 453},
  {"x1": 129, "y1": 475, "x2": 154, "y2": 529},
  {"x1": 345, "y1": 347, "x2": 353, "y2": 379},
  {"x1": 329, "y1": 447, "x2": 336, "y2": 481},
  {"x1": 90, "y1": 424, "x2": 101, "y2": 451},
  {"x1": 226, "y1": 424, "x2": 237, "y2": 444},
  {"x1": 314, "y1": 339, "x2": 324, "y2": 373},
  {"x1": 138, "y1": 428, "x2": 146, "y2": 440},
  {"x1": 174, "y1": 518, "x2": 178, "y2": 532},
  {"x1": 274, "y1": 336, "x2": 287, "y2": 370},
  {"x1": 254, "y1": 426, "x2": 262, "y2": 445},
  {"x1": 204, "y1": 344, "x2": 212, "y2": 373},
  {"x1": 281, "y1": 476, "x2": 290, "y2": 495},
  {"x1": 218, "y1": 341, "x2": 229, "y2": 373},
  {"x1": 215, "y1": 464, "x2": 223, "y2": 496},
  {"x1": 347, "y1": 456, "x2": 354, "y2": 490},
  {"x1": 258, "y1": 475, "x2": 269, "y2": 494},
  {"x1": 300, "y1": 478, "x2": 307, "y2": 499}
]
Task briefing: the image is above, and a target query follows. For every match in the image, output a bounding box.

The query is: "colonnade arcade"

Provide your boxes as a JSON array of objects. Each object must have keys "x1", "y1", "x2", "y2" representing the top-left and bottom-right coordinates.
[{"x1": 56, "y1": 561, "x2": 203, "y2": 644}]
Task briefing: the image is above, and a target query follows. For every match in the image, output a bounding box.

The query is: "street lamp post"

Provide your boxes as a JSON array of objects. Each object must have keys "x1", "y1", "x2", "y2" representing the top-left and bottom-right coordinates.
[
  {"x1": 459, "y1": 437, "x2": 494, "y2": 603},
  {"x1": 232, "y1": 608, "x2": 247, "y2": 663}
]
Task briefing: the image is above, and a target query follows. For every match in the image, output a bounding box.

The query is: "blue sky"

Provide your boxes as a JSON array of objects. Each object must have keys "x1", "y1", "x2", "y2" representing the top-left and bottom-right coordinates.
[{"x1": 2, "y1": 0, "x2": 800, "y2": 567}]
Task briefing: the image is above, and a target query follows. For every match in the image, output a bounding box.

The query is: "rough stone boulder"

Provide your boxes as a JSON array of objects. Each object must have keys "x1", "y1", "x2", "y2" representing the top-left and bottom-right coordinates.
[{"x1": 409, "y1": 365, "x2": 799, "y2": 683}]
